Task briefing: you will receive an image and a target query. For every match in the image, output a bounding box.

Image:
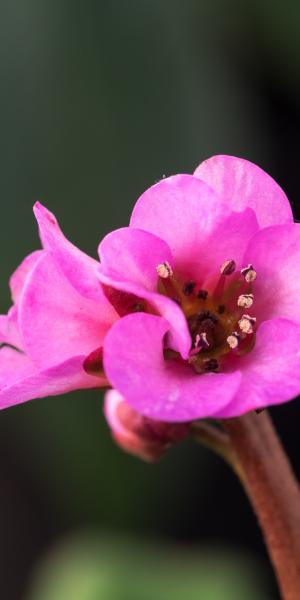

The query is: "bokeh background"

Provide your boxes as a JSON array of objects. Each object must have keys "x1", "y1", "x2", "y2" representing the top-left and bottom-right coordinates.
[{"x1": 0, "y1": 1, "x2": 299, "y2": 598}]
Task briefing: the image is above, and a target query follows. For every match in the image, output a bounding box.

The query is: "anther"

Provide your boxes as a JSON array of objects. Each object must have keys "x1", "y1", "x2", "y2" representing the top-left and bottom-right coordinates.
[
  {"x1": 218, "y1": 304, "x2": 225, "y2": 314},
  {"x1": 183, "y1": 281, "x2": 196, "y2": 296},
  {"x1": 195, "y1": 332, "x2": 210, "y2": 349},
  {"x1": 220, "y1": 259, "x2": 236, "y2": 276},
  {"x1": 197, "y1": 289, "x2": 208, "y2": 300},
  {"x1": 238, "y1": 314, "x2": 257, "y2": 334},
  {"x1": 241, "y1": 264, "x2": 257, "y2": 283},
  {"x1": 237, "y1": 293, "x2": 254, "y2": 309},
  {"x1": 189, "y1": 332, "x2": 210, "y2": 357},
  {"x1": 156, "y1": 261, "x2": 173, "y2": 278},
  {"x1": 227, "y1": 331, "x2": 241, "y2": 349}
]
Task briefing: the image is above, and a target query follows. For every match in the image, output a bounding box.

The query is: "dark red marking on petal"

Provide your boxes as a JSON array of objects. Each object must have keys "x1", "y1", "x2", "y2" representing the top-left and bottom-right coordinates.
[
  {"x1": 83, "y1": 347, "x2": 104, "y2": 377},
  {"x1": 102, "y1": 285, "x2": 146, "y2": 317}
]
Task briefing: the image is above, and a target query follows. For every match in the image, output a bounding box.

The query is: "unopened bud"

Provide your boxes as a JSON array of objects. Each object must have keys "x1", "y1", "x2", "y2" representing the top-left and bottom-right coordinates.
[{"x1": 104, "y1": 390, "x2": 188, "y2": 462}]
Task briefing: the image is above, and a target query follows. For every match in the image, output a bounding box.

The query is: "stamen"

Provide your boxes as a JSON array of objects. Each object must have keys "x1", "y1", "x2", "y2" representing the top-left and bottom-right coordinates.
[
  {"x1": 183, "y1": 281, "x2": 196, "y2": 296},
  {"x1": 238, "y1": 314, "x2": 257, "y2": 334},
  {"x1": 197, "y1": 289, "x2": 208, "y2": 300},
  {"x1": 237, "y1": 293, "x2": 254, "y2": 309},
  {"x1": 227, "y1": 331, "x2": 241, "y2": 349},
  {"x1": 241, "y1": 264, "x2": 257, "y2": 283},
  {"x1": 220, "y1": 259, "x2": 236, "y2": 276},
  {"x1": 156, "y1": 261, "x2": 173, "y2": 278},
  {"x1": 189, "y1": 332, "x2": 210, "y2": 357},
  {"x1": 195, "y1": 332, "x2": 209, "y2": 349},
  {"x1": 218, "y1": 304, "x2": 225, "y2": 314}
]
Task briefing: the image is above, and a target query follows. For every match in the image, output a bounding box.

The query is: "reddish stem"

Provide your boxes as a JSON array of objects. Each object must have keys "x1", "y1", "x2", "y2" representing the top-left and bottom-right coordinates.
[{"x1": 223, "y1": 411, "x2": 300, "y2": 600}]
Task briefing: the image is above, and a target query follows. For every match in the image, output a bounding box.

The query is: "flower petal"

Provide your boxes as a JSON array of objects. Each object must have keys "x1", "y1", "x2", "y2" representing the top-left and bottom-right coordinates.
[
  {"x1": 98, "y1": 227, "x2": 191, "y2": 355},
  {"x1": 130, "y1": 175, "x2": 232, "y2": 269},
  {"x1": 9, "y1": 250, "x2": 44, "y2": 304},
  {"x1": 19, "y1": 252, "x2": 117, "y2": 369},
  {"x1": 103, "y1": 313, "x2": 241, "y2": 422},
  {"x1": 194, "y1": 155, "x2": 293, "y2": 228},
  {"x1": 196, "y1": 207, "x2": 259, "y2": 284},
  {"x1": 98, "y1": 270, "x2": 191, "y2": 359},
  {"x1": 0, "y1": 346, "x2": 104, "y2": 409},
  {"x1": 34, "y1": 202, "x2": 115, "y2": 317},
  {"x1": 244, "y1": 223, "x2": 300, "y2": 324},
  {"x1": 98, "y1": 227, "x2": 173, "y2": 290},
  {"x1": 217, "y1": 318, "x2": 300, "y2": 417},
  {"x1": 0, "y1": 307, "x2": 23, "y2": 348}
]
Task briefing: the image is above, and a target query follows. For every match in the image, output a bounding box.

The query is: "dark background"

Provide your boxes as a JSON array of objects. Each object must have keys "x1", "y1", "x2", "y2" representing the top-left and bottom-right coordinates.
[{"x1": 0, "y1": 1, "x2": 299, "y2": 599}]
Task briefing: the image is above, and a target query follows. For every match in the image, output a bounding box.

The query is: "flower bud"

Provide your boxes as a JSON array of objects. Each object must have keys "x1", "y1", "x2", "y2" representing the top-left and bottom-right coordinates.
[{"x1": 104, "y1": 390, "x2": 189, "y2": 462}]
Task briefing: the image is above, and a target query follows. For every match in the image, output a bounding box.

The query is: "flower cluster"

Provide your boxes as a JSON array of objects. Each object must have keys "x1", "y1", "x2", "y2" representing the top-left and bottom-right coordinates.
[{"x1": 1, "y1": 155, "x2": 300, "y2": 459}]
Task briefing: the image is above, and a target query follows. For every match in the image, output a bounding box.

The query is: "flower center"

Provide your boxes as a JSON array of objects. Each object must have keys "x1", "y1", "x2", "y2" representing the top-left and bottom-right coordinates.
[{"x1": 157, "y1": 259, "x2": 257, "y2": 374}]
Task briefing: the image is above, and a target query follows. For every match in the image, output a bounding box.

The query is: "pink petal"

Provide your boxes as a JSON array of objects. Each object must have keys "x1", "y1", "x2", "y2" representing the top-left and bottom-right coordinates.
[
  {"x1": 103, "y1": 313, "x2": 241, "y2": 422},
  {"x1": 0, "y1": 307, "x2": 23, "y2": 348},
  {"x1": 244, "y1": 223, "x2": 300, "y2": 324},
  {"x1": 130, "y1": 175, "x2": 232, "y2": 270},
  {"x1": 33, "y1": 202, "x2": 116, "y2": 318},
  {"x1": 195, "y1": 208, "x2": 259, "y2": 284},
  {"x1": 0, "y1": 346, "x2": 104, "y2": 409},
  {"x1": 98, "y1": 270, "x2": 191, "y2": 359},
  {"x1": 19, "y1": 252, "x2": 117, "y2": 369},
  {"x1": 217, "y1": 318, "x2": 300, "y2": 417},
  {"x1": 194, "y1": 155, "x2": 293, "y2": 228},
  {"x1": 10, "y1": 250, "x2": 44, "y2": 304},
  {"x1": 98, "y1": 227, "x2": 173, "y2": 290},
  {"x1": 98, "y1": 226, "x2": 191, "y2": 356}
]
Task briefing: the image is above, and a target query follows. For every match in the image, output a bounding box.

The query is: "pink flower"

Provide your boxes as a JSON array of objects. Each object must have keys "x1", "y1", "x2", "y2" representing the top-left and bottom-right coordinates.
[
  {"x1": 1, "y1": 155, "x2": 300, "y2": 428},
  {"x1": 0, "y1": 203, "x2": 118, "y2": 408},
  {"x1": 99, "y1": 155, "x2": 300, "y2": 421}
]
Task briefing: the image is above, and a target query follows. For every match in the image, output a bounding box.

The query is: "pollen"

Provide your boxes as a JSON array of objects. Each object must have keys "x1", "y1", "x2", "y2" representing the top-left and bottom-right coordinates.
[
  {"x1": 241, "y1": 264, "x2": 257, "y2": 283},
  {"x1": 227, "y1": 331, "x2": 240, "y2": 349},
  {"x1": 156, "y1": 261, "x2": 173, "y2": 278},
  {"x1": 220, "y1": 259, "x2": 236, "y2": 276},
  {"x1": 238, "y1": 314, "x2": 257, "y2": 334},
  {"x1": 237, "y1": 293, "x2": 254, "y2": 309}
]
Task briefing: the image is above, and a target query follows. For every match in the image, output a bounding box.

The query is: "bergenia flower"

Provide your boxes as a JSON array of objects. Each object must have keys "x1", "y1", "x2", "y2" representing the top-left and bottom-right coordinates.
[
  {"x1": 0, "y1": 203, "x2": 118, "y2": 407},
  {"x1": 1, "y1": 155, "x2": 300, "y2": 439}
]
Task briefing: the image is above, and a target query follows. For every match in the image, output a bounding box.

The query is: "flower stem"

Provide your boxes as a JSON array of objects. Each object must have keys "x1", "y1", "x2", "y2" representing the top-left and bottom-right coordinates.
[
  {"x1": 190, "y1": 420, "x2": 243, "y2": 479},
  {"x1": 222, "y1": 411, "x2": 300, "y2": 600}
]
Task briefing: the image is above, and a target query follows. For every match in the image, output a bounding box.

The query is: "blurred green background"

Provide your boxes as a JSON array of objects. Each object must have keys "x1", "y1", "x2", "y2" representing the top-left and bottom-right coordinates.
[{"x1": 0, "y1": 1, "x2": 299, "y2": 598}]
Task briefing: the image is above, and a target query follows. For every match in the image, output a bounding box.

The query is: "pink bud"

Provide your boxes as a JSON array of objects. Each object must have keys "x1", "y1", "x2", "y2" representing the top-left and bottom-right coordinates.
[{"x1": 104, "y1": 389, "x2": 189, "y2": 462}]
